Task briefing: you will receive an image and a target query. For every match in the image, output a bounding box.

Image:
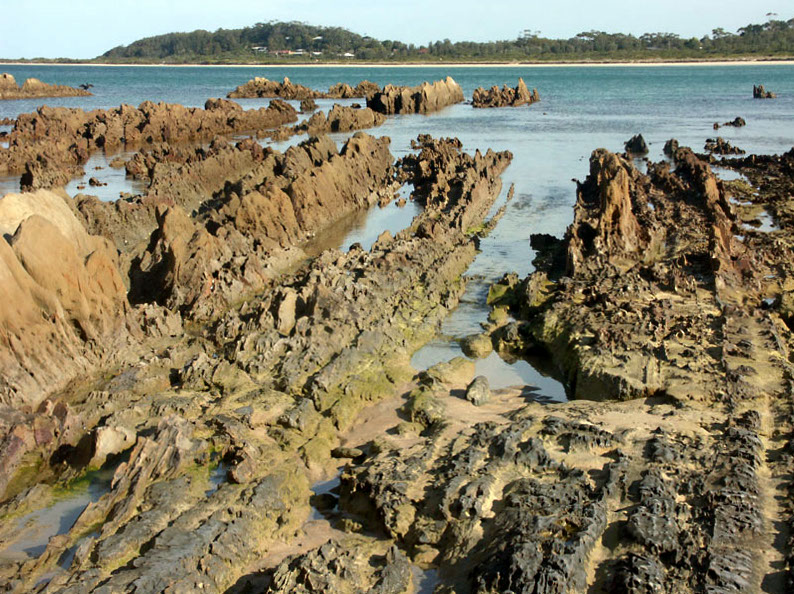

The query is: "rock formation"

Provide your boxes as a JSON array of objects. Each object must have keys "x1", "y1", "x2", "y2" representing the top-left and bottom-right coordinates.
[
  {"x1": 0, "y1": 134, "x2": 513, "y2": 592},
  {"x1": 0, "y1": 98, "x2": 297, "y2": 189},
  {"x1": 471, "y1": 78, "x2": 540, "y2": 108},
  {"x1": 714, "y1": 116, "x2": 746, "y2": 129},
  {"x1": 0, "y1": 189, "x2": 130, "y2": 410},
  {"x1": 228, "y1": 77, "x2": 381, "y2": 100},
  {"x1": 0, "y1": 73, "x2": 91, "y2": 100},
  {"x1": 705, "y1": 136, "x2": 746, "y2": 155},
  {"x1": 753, "y1": 84, "x2": 776, "y2": 99},
  {"x1": 367, "y1": 77, "x2": 464, "y2": 115},
  {"x1": 624, "y1": 134, "x2": 649, "y2": 154}
]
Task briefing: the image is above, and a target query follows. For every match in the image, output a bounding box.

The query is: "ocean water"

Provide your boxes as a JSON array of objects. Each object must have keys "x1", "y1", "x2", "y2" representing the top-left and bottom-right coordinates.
[{"x1": 1, "y1": 63, "x2": 793, "y2": 399}]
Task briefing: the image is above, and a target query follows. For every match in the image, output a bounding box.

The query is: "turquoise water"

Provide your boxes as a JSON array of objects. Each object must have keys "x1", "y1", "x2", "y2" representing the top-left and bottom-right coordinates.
[{"x1": 1, "y1": 64, "x2": 793, "y2": 400}]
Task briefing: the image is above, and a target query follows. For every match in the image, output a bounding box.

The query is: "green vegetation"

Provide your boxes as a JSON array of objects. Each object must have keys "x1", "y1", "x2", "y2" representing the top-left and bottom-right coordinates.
[{"x1": 88, "y1": 18, "x2": 794, "y2": 64}]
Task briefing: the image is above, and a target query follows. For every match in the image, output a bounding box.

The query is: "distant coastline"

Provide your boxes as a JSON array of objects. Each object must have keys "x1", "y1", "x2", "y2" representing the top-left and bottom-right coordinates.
[{"x1": 1, "y1": 58, "x2": 794, "y2": 68}]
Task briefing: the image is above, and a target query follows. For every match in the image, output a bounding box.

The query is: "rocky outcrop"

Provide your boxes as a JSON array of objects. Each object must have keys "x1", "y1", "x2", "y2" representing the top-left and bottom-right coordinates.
[
  {"x1": 0, "y1": 136, "x2": 513, "y2": 592},
  {"x1": 299, "y1": 97, "x2": 317, "y2": 112},
  {"x1": 714, "y1": 116, "x2": 746, "y2": 129},
  {"x1": 328, "y1": 80, "x2": 380, "y2": 99},
  {"x1": 297, "y1": 105, "x2": 386, "y2": 135},
  {"x1": 127, "y1": 133, "x2": 394, "y2": 318},
  {"x1": 663, "y1": 138, "x2": 679, "y2": 158},
  {"x1": 228, "y1": 77, "x2": 381, "y2": 100},
  {"x1": 753, "y1": 84, "x2": 776, "y2": 99},
  {"x1": 0, "y1": 98, "x2": 297, "y2": 188},
  {"x1": 0, "y1": 73, "x2": 91, "y2": 100},
  {"x1": 624, "y1": 134, "x2": 649, "y2": 154},
  {"x1": 228, "y1": 76, "x2": 321, "y2": 100},
  {"x1": 471, "y1": 78, "x2": 540, "y2": 108},
  {"x1": 367, "y1": 77, "x2": 464, "y2": 115},
  {"x1": 705, "y1": 136, "x2": 746, "y2": 155}
]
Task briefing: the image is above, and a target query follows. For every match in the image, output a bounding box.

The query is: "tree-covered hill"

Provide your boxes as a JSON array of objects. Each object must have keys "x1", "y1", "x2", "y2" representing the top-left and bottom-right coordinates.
[{"x1": 97, "y1": 18, "x2": 794, "y2": 63}]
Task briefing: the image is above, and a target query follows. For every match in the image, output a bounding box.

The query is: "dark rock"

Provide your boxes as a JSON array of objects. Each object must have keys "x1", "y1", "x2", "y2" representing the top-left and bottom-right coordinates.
[{"x1": 624, "y1": 134, "x2": 649, "y2": 155}]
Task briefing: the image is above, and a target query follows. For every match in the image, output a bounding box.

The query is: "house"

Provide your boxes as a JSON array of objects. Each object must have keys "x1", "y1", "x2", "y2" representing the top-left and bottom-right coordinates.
[{"x1": 343, "y1": 52, "x2": 355, "y2": 58}]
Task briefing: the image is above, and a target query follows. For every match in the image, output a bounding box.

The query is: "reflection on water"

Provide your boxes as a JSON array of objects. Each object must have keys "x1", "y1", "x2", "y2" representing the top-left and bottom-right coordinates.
[
  {"x1": 411, "y1": 340, "x2": 567, "y2": 402},
  {"x1": 0, "y1": 462, "x2": 118, "y2": 563},
  {"x1": 65, "y1": 150, "x2": 147, "y2": 202},
  {"x1": 304, "y1": 184, "x2": 420, "y2": 257},
  {"x1": 412, "y1": 566, "x2": 441, "y2": 594},
  {"x1": 712, "y1": 166, "x2": 749, "y2": 183},
  {"x1": 309, "y1": 470, "x2": 342, "y2": 522}
]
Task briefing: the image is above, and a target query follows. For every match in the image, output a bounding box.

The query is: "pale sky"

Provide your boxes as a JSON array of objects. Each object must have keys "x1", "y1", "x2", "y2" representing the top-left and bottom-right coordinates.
[{"x1": 1, "y1": 0, "x2": 791, "y2": 59}]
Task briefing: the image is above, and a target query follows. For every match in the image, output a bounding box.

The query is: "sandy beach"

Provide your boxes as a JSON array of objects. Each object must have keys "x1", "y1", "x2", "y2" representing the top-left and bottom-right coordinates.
[{"x1": 1, "y1": 59, "x2": 793, "y2": 68}]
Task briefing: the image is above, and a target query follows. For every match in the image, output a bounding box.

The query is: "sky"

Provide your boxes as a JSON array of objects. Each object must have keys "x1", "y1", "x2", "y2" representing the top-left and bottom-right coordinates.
[{"x1": 1, "y1": 1, "x2": 791, "y2": 59}]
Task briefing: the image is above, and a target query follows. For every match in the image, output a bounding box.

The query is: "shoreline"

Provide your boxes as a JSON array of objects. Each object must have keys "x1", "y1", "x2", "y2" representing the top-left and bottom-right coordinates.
[{"x1": 1, "y1": 59, "x2": 793, "y2": 69}]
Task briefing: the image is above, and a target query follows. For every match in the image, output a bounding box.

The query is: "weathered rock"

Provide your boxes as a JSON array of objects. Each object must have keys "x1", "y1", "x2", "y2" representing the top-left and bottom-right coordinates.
[
  {"x1": 0, "y1": 189, "x2": 130, "y2": 410},
  {"x1": 299, "y1": 97, "x2": 317, "y2": 112},
  {"x1": 472, "y1": 78, "x2": 540, "y2": 108},
  {"x1": 714, "y1": 116, "x2": 746, "y2": 129},
  {"x1": 229, "y1": 77, "x2": 380, "y2": 100},
  {"x1": 461, "y1": 333, "x2": 493, "y2": 358},
  {"x1": 0, "y1": 99, "x2": 297, "y2": 188},
  {"x1": 367, "y1": 77, "x2": 464, "y2": 115},
  {"x1": 705, "y1": 137, "x2": 746, "y2": 155},
  {"x1": 0, "y1": 73, "x2": 92, "y2": 100}
]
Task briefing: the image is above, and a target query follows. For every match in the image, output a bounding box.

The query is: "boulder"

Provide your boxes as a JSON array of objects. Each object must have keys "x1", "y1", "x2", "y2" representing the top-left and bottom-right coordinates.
[{"x1": 465, "y1": 376, "x2": 491, "y2": 406}]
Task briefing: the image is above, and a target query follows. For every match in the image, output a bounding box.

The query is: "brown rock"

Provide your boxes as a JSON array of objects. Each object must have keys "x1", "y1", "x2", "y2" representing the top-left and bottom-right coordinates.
[
  {"x1": 367, "y1": 77, "x2": 464, "y2": 115},
  {"x1": 0, "y1": 73, "x2": 92, "y2": 100},
  {"x1": 472, "y1": 78, "x2": 540, "y2": 108}
]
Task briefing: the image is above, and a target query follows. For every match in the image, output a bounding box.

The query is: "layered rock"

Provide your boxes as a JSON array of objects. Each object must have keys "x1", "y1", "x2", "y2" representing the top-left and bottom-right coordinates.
[
  {"x1": 0, "y1": 136, "x2": 513, "y2": 592},
  {"x1": 367, "y1": 77, "x2": 464, "y2": 115},
  {"x1": 296, "y1": 104, "x2": 386, "y2": 135},
  {"x1": 0, "y1": 98, "x2": 297, "y2": 187},
  {"x1": 471, "y1": 78, "x2": 540, "y2": 108},
  {"x1": 129, "y1": 133, "x2": 395, "y2": 318},
  {"x1": 0, "y1": 73, "x2": 91, "y2": 100},
  {"x1": 228, "y1": 77, "x2": 380, "y2": 100}
]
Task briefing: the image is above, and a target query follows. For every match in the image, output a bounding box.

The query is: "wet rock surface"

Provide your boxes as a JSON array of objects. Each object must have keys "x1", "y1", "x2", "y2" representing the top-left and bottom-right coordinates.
[
  {"x1": 0, "y1": 73, "x2": 91, "y2": 100},
  {"x1": 471, "y1": 78, "x2": 540, "y2": 108}
]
